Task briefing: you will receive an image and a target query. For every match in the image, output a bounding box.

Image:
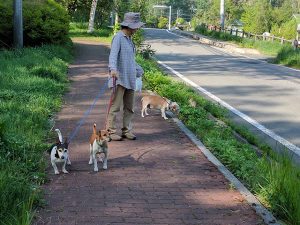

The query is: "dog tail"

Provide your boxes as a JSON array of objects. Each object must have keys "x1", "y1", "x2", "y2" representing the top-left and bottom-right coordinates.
[
  {"x1": 55, "y1": 129, "x2": 63, "y2": 143},
  {"x1": 93, "y1": 123, "x2": 97, "y2": 134}
]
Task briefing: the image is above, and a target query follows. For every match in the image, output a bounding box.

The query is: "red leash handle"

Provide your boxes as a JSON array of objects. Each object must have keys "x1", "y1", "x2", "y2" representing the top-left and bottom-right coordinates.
[{"x1": 104, "y1": 76, "x2": 117, "y2": 130}]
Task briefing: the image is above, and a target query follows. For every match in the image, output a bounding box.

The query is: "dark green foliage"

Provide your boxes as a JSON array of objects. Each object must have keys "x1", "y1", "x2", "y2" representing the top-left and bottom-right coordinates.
[{"x1": 0, "y1": 0, "x2": 70, "y2": 48}]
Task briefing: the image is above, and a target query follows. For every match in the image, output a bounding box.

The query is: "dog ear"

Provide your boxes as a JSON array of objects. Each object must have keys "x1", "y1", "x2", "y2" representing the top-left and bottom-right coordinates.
[
  {"x1": 100, "y1": 130, "x2": 108, "y2": 137},
  {"x1": 56, "y1": 136, "x2": 61, "y2": 144},
  {"x1": 64, "y1": 138, "x2": 69, "y2": 148}
]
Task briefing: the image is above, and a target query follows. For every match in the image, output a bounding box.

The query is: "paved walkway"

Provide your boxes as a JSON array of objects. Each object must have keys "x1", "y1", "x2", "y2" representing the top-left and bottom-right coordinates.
[{"x1": 34, "y1": 40, "x2": 264, "y2": 225}]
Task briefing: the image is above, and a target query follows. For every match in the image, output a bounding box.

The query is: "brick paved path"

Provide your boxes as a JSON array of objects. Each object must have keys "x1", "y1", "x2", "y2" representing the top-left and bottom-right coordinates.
[{"x1": 34, "y1": 40, "x2": 264, "y2": 225}]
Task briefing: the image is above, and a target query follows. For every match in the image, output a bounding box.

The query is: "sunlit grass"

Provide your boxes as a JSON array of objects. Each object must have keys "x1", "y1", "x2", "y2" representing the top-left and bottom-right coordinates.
[
  {"x1": 137, "y1": 55, "x2": 300, "y2": 225},
  {"x1": 0, "y1": 42, "x2": 72, "y2": 224},
  {"x1": 69, "y1": 22, "x2": 113, "y2": 43}
]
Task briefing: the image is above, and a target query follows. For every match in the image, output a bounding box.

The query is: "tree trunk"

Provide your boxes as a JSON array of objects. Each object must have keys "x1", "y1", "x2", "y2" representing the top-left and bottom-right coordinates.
[
  {"x1": 88, "y1": 0, "x2": 98, "y2": 33},
  {"x1": 13, "y1": 0, "x2": 23, "y2": 48}
]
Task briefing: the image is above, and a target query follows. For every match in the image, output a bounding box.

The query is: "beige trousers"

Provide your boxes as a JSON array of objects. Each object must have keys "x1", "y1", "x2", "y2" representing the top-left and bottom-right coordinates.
[{"x1": 106, "y1": 85, "x2": 135, "y2": 134}]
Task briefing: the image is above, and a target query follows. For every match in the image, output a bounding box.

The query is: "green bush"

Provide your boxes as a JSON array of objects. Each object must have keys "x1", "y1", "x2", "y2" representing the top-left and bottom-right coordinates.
[
  {"x1": 146, "y1": 16, "x2": 158, "y2": 28},
  {"x1": 132, "y1": 29, "x2": 144, "y2": 49},
  {"x1": 271, "y1": 19, "x2": 297, "y2": 40},
  {"x1": 158, "y1": 17, "x2": 168, "y2": 29},
  {"x1": 175, "y1": 17, "x2": 185, "y2": 25},
  {"x1": 0, "y1": 0, "x2": 70, "y2": 48}
]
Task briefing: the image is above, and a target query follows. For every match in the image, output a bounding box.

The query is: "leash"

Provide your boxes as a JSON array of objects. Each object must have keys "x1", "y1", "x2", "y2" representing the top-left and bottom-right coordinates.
[
  {"x1": 68, "y1": 79, "x2": 109, "y2": 143},
  {"x1": 104, "y1": 76, "x2": 117, "y2": 130}
]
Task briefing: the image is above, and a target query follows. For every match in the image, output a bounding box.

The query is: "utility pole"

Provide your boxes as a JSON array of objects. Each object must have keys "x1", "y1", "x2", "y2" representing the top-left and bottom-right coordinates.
[
  {"x1": 169, "y1": 5, "x2": 172, "y2": 30},
  {"x1": 13, "y1": 0, "x2": 23, "y2": 48},
  {"x1": 220, "y1": 0, "x2": 225, "y2": 30}
]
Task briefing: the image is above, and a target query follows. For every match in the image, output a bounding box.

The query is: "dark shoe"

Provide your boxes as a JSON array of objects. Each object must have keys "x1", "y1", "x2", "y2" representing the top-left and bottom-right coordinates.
[
  {"x1": 109, "y1": 133, "x2": 123, "y2": 141},
  {"x1": 122, "y1": 132, "x2": 136, "y2": 140}
]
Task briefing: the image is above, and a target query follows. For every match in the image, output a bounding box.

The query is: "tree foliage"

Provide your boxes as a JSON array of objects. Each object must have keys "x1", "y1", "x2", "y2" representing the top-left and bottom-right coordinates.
[
  {"x1": 191, "y1": 0, "x2": 299, "y2": 39},
  {"x1": 1, "y1": 0, "x2": 69, "y2": 48}
]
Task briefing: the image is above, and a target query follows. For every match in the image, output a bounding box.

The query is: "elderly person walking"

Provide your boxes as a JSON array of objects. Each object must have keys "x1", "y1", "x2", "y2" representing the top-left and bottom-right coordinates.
[{"x1": 106, "y1": 12, "x2": 144, "y2": 141}]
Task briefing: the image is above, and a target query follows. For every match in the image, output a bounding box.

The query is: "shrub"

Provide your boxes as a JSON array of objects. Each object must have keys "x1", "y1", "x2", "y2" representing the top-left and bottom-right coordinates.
[
  {"x1": 158, "y1": 17, "x2": 168, "y2": 29},
  {"x1": 132, "y1": 29, "x2": 144, "y2": 49},
  {"x1": 0, "y1": 0, "x2": 70, "y2": 48},
  {"x1": 146, "y1": 16, "x2": 158, "y2": 28},
  {"x1": 175, "y1": 17, "x2": 185, "y2": 25}
]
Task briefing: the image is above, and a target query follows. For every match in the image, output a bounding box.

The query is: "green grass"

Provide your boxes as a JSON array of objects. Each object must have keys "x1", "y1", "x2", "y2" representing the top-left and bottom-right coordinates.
[
  {"x1": 239, "y1": 38, "x2": 287, "y2": 56},
  {"x1": 69, "y1": 22, "x2": 113, "y2": 43},
  {"x1": 0, "y1": 42, "x2": 73, "y2": 225},
  {"x1": 137, "y1": 55, "x2": 300, "y2": 225},
  {"x1": 194, "y1": 26, "x2": 300, "y2": 68},
  {"x1": 273, "y1": 46, "x2": 300, "y2": 69}
]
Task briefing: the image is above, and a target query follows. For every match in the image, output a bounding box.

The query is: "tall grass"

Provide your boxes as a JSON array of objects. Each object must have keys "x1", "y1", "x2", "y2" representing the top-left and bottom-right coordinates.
[
  {"x1": 69, "y1": 22, "x2": 113, "y2": 43},
  {"x1": 239, "y1": 38, "x2": 286, "y2": 56},
  {"x1": 274, "y1": 46, "x2": 300, "y2": 69},
  {"x1": 0, "y1": 42, "x2": 72, "y2": 224},
  {"x1": 137, "y1": 55, "x2": 300, "y2": 225}
]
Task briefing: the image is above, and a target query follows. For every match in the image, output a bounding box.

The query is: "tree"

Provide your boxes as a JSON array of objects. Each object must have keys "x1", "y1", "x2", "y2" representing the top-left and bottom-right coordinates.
[
  {"x1": 88, "y1": 0, "x2": 98, "y2": 33},
  {"x1": 241, "y1": 0, "x2": 272, "y2": 33},
  {"x1": 13, "y1": 0, "x2": 23, "y2": 48}
]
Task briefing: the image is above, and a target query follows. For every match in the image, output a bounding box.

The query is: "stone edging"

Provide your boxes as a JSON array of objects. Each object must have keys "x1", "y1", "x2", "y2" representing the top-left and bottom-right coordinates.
[
  {"x1": 170, "y1": 29, "x2": 261, "y2": 55},
  {"x1": 166, "y1": 111, "x2": 281, "y2": 225}
]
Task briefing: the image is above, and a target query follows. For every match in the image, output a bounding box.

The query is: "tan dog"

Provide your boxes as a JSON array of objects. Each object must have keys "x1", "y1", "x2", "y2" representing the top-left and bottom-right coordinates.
[
  {"x1": 141, "y1": 95, "x2": 180, "y2": 120},
  {"x1": 89, "y1": 123, "x2": 110, "y2": 172}
]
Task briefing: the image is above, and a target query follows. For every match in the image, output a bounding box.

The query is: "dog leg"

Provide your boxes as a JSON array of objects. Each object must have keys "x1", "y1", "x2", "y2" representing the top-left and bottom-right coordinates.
[
  {"x1": 51, "y1": 160, "x2": 59, "y2": 175},
  {"x1": 62, "y1": 161, "x2": 69, "y2": 174},
  {"x1": 144, "y1": 107, "x2": 149, "y2": 116},
  {"x1": 141, "y1": 106, "x2": 145, "y2": 117},
  {"x1": 93, "y1": 153, "x2": 99, "y2": 172},
  {"x1": 67, "y1": 156, "x2": 71, "y2": 165},
  {"x1": 88, "y1": 144, "x2": 93, "y2": 165},
  {"x1": 161, "y1": 108, "x2": 168, "y2": 120},
  {"x1": 103, "y1": 150, "x2": 108, "y2": 170}
]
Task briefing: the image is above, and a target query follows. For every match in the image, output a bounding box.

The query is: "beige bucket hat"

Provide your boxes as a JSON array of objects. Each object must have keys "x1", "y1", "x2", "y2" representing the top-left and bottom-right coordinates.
[{"x1": 120, "y1": 12, "x2": 145, "y2": 29}]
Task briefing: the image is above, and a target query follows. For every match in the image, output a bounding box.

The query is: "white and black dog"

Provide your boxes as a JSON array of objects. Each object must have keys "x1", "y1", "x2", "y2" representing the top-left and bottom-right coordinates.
[{"x1": 48, "y1": 129, "x2": 71, "y2": 174}]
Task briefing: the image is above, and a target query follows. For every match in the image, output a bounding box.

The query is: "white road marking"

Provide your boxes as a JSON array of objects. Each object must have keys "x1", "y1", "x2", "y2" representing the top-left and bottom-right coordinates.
[
  {"x1": 166, "y1": 29, "x2": 300, "y2": 73},
  {"x1": 156, "y1": 60, "x2": 300, "y2": 158}
]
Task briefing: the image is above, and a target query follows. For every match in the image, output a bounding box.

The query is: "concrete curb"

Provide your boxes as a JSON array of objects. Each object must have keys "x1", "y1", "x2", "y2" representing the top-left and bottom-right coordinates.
[
  {"x1": 167, "y1": 111, "x2": 281, "y2": 225},
  {"x1": 170, "y1": 29, "x2": 261, "y2": 55}
]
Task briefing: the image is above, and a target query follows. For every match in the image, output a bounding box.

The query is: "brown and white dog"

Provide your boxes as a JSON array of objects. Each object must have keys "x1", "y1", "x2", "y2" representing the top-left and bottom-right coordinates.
[
  {"x1": 48, "y1": 129, "x2": 71, "y2": 175},
  {"x1": 141, "y1": 95, "x2": 180, "y2": 120},
  {"x1": 89, "y1": 123, "x2": 110, "y2": 172}
]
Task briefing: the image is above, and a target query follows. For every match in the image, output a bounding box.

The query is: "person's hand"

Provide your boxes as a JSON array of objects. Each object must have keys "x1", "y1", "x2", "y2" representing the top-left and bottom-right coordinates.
[{"x1": 110, "y1": 70, "x2": 118, "y2": 78}]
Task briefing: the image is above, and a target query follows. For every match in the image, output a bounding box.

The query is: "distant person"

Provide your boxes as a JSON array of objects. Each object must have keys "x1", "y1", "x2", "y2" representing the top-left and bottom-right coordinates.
[
  {"x1": 107, "y1": 12, "x2": 144, "y2": 141},
  {"x1": 293, "y1": 39, "x2": 298, "y2": 50}
]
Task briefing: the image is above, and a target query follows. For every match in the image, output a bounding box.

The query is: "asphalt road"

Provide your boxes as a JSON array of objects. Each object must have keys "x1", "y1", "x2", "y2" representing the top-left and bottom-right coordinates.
[{"x1": 144, "y1": 28, "x2": 300, "y2": 157}]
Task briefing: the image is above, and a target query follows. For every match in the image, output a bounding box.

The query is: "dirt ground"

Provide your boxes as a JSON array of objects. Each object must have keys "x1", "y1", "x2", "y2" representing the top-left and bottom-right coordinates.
[{"x1": 33, "y1": 40, "x2": 264, "y2": 225}]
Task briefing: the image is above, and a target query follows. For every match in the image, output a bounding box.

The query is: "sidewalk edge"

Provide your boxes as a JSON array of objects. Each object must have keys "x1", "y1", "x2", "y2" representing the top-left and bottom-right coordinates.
[{"x1": 168, "y1": 113, "x2": 281, "y2": 225}]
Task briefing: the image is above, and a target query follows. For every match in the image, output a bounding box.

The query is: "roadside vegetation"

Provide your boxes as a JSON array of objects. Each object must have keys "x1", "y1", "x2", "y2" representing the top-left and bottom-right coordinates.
[
  {"x1": 0, "y1": 43, "x2": 73, "y2": 225},
  {"x1": 1, "y1": 0, "x2": 300, "y2": 224},
  {"x1": 69, "y1": 22, "x2": 113, "y2": 43},
  {"x1": 193, "y1": 24, "x2": 300, "y2": 68},
  {"x1": 0, "y1": 0, "x2": 73, "y2": 224},
  {"x1": 137, "y1": 53, "x2": 300, "y2": 225}
]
